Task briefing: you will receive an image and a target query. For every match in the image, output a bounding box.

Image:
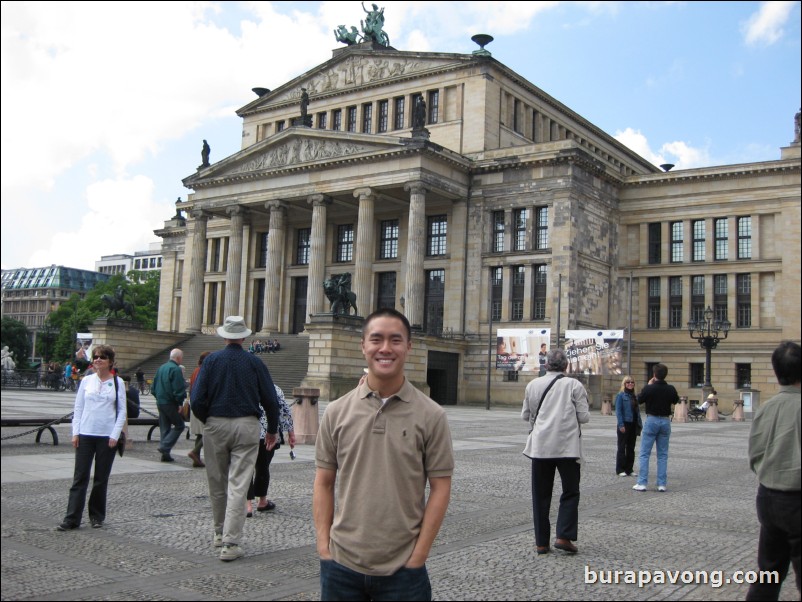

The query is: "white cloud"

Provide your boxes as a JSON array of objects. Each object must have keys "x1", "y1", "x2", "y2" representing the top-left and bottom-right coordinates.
[
  {"x1": 614, "y1": 127, "x2": 711, "y2": 170},
  {"x1": 27, "y1": 175, "x2": 169, "y2": 270},
  {"x1": 742, "y1": 0, "x2": 796, "y2": 46}
]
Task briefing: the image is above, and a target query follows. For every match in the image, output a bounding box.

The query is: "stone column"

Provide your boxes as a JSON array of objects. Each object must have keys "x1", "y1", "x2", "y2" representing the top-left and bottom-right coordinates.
[
  {"x1": 674, "y1": 396, "x2": 689, "y2": 423},
  {"x1": 224, "y1": 205, "x2": 246, "y2": 318},
  {"x1": 353, "y1": 187, "x2": 376, "y2": 317},
  {"x1": 404, "y1": 183, "x2": 427, "y2": 327},
  {"x1": 705, "y1": 395, "x2": 720, "y2": 422},
  {"x1": 263, "y1": 201, "x2": 287, "y2": 332},
  {"x1": 185, "y1": 209, "x2": 209, "y2": 333},
  {"x1": 732, "y1": 399, "x2": 745, "y2": 422},
  {"x1": 307, "y1": 195, "x2": 331, "y2": 317}
]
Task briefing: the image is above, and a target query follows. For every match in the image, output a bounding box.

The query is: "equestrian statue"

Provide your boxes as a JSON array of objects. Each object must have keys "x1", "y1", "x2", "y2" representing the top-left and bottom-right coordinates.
[{"x1": 323, "y1": 273, "x2": 358, "y2": 316}]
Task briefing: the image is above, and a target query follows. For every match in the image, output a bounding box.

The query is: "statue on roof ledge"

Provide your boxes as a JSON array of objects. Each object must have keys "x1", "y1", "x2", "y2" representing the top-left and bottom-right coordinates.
[
  {"x1": 335, "y1": 25, "x2": 361, "y2": 45},
  {"x1": 361, "y1": 2, "x2": 390, "y2": 46}
]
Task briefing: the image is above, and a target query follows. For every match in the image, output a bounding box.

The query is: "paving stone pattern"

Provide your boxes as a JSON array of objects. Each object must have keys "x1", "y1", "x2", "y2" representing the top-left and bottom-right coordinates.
[{"x1": 1, "y1": 390, "x2": 798, "y2": 601}]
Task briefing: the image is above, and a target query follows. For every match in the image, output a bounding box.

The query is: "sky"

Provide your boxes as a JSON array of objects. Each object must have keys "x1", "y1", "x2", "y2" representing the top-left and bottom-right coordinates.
[{"x1": 2, "y1": 1, "x2": 800, "y2": 272}]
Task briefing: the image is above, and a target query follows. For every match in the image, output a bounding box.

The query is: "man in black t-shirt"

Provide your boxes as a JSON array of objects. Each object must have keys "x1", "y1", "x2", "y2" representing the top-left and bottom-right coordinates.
[{"x1": 633, "y1": 364, "x2": 678, "y2": 493}]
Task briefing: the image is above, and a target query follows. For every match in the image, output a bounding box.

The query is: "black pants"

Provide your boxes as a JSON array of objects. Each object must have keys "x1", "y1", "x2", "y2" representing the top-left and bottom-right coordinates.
[
  {"x1": 62, "y1": 435, "x2": 116, "y2": 526},
  {"x1": 746, "y1": 485, "x2": 801, "y2": 600},
  {"x1": 247, "y1": 439, "x2": 276, "y2": 499},
  {"x1": 615, "y1": 422, "x2": 638, "y2": 475},
  {"x1": 531, "y1": 458, "x2": 581, "y2": 547}
]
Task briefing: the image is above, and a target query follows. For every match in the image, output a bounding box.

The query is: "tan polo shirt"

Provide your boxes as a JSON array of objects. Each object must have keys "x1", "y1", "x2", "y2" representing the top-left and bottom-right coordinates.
[{"x1": 315, "y1": 378, "x2": 454, "y2": 575}]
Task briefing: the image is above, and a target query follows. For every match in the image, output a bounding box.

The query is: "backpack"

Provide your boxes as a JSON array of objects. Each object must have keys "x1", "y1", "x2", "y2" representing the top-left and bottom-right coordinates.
[{"x1": 126, "y1": 389, "x2": 140, "y2": 418}]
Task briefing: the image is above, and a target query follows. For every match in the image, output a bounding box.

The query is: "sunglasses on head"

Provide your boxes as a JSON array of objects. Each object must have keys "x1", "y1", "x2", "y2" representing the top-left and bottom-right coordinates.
[{"x1": 93, "y1": 355, "x2": 109, "y2": 360}]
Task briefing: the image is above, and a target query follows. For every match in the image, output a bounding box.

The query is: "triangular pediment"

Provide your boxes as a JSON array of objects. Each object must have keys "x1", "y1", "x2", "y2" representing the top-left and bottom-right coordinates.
[
  {"x1": 239, "y1": 47, "x2": 475, "y2": 116},
  {"x1": 183, "y1": 128, "x2": 411, "y2": 187}
]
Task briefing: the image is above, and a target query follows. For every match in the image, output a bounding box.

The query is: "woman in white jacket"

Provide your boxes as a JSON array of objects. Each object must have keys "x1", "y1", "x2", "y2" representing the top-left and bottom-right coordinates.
[
  {"x1": 522, "y1": 348, "x2": 590, "y2": 555},
  {"x1": 57, "y1": 344, "x2": 126, "y2": 531}
]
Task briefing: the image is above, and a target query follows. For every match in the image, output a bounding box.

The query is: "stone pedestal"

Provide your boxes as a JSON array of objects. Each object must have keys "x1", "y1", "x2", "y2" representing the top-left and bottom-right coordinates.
[
  {"x1": 291, "y1": 387, "x2": 320, "y2": 445},
  {"x1": 706, "y1": 399, "x2": 719, "y2": 422},
  {"x1": 600, "y1": 396, "x2": 612, "y2": 416},
  {"x1": 673, "y1": 396, "x2": 689, "y2": 423},
  {"x1": 732, "y1": 400, "x2": 745, "y2": 422}
]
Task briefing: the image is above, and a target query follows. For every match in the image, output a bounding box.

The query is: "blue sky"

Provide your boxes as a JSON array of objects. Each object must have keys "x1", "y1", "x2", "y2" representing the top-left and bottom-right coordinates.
[{"x1": 1, "y1": 1, "x2": 799, "y2": 271}]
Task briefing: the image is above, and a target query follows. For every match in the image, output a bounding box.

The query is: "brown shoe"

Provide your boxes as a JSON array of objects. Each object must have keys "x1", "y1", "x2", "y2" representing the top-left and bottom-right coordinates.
[
  {"x1": 187, "y1": 450, "x2": 205, "y2": 468},
  {"x1": 536, "y1": 546, "x2": 550, "y2": 555},
  {"x1": 554, "y1": 539, "x2": 578, "y2": 554}
]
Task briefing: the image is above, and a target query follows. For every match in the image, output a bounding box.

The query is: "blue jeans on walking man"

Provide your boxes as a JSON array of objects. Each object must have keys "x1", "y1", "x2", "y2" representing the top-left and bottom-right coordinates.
[
  {"x1": 320, "y1": 558, "x2": 432, "y2": 601},
  {"x1": 636, "y1": 415, "x2": 671, "y2": 488},
  {"x1": 157, "y1": 403, "x2": 185, "y2": 460}
]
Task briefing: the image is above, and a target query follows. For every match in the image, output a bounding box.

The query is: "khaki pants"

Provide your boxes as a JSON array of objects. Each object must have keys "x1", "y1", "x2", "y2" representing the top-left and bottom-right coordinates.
[{"x1": 203, "y1": 416, "x2": 260, "y2": 546}]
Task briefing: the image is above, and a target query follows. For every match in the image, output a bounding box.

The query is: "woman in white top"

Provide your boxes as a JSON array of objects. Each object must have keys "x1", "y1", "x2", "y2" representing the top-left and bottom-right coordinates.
[{"x1": 57, "y1": 344, "x2": 126, "y2": 531}]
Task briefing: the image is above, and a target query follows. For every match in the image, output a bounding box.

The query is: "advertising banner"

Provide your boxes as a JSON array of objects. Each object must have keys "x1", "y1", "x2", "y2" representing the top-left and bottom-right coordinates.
[
  {"x1": 496, "y1": 328, "x2": 551, "y2": 373},
  {"x1": 563, "y1": 330, "x2": 624, "y2": 376}
]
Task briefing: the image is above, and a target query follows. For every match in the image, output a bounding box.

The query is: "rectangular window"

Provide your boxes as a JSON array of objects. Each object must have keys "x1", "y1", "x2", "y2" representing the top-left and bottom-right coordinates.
[
  {"x1": 428, "y1": 90, "x2": 439, "y2": 124},
  {"x1": 738, "y1": 216, "x2": 752, "y2": 259},
  {"x1": 362, "y1": 102, "x2": 372, "y2": 133},
  {"x1": 376, "y1": 272, "x2": 396, "y2": 310},
  {"x1": 377, "y1": 100, "x2": 388, "y2": 133},
  {"x1": 714, "y1": 274, "x2": 727, "y2": 323},
  {"x1": 317, "y1": 112, "x2": 327, "y2": 129},
  {"x1": 257, "y1": 232, "x2": 268, "y2": 268},
  {"x1": 332, "y1": 109, "x2": 342, "y2": 131},
  {"x1": 532, "y1": 264, "x2": 547, "y2": 320},
  {"x1": 513, "y1": 208, "x2": 528, "y2": 251},
  {"x1": 691, "y1": 275, "x2": 705, "y2": 323},
  {"x1": 276, "y1": 120, "x2": 285, "y2": 132},
  {"x1": 737, "y1": 273, "x2": 751, "y2": 328},
  {"x1": 427, "y1": 215, "x2": 447, "y2": 256},
  {"x1": 424, "y1": 269, "x2": 445, "y2": 335},
  {"x1": 296, "y1": 228, "x2": 311, "y2": 265},
  {"x1": 511, "y1": 266, "x2": 525, "y2": 321},
  {"x1": 692, "y1": 220, "x2": 705, "y2": 262},
  {"x1": 714, "y1": 218, "x2": 728, "y2": 260},
  {"x1": 492, "y1": 211, "x2": 505, "y2": 253},
  {"x1": 690, "y1": 363, "x2": 705, "y2": 388},
  {"x1": 346, "y1": 106, "x2": 357, "y2": 132},
  {"x1": 648, "y1": 277, "x2": 660, "y2": 329},
  {"x1": 648, "y1": 223, "x2": 662, "y2": 264},
  {"x1": 736, "y1": 364, "x2": 752, "y2": 389},
  {"x1": 394, "y1": 96, "x2": 405, "y2": 130},
  {"x1": 504, "y1": 370, "x2": 519, "y2": 382},
  {"x1": 535, "y1": 207, "x2": 549, "y2": 249},
  {"x1": 379, "y1": 219, "x2": 399, "y2": 260},
  {"x1": 670, "y1": 221, "x2": 683, "y2": 263},
  {"x1": 491, "y1": 267, "x2": 502, "y2": 322},
  {"x1": 669, "y1": 276, "x2": 682, "y2": 328},
  {"x1": 336, "y1": 224, "x2": 354, "y2": 262}
]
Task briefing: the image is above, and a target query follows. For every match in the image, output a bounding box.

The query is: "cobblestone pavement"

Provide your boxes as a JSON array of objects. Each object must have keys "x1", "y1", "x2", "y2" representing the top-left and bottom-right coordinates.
[{"x1": 1, "y1": 389, "x2": 798, "y2": 601}]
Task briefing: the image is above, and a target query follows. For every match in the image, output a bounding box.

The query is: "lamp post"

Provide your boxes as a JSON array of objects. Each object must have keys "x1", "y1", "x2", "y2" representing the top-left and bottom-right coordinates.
[{"x1": 687, "y1": 306, "x2": 730, "y2": 392}]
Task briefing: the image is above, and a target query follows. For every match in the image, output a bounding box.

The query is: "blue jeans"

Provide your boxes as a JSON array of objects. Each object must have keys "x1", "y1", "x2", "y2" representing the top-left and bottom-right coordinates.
[
  {"x1": 320, "y1": 559, "x2": 431, "y2": 601},
  {"x1": 637, "y1": 415, "x2": 671, "y2": 487},
  {"x1": 157, "y1": 403, "x2": 185, "y2": 454}
]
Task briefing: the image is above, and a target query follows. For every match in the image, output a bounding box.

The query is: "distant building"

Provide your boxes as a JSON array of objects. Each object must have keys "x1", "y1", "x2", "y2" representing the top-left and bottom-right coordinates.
[
  {"x1": 95, "y1": 242, "x2": 163, "y2": 277},
  {"x1": 1, "y1": 265, "x2": 110, "y2": 358}
]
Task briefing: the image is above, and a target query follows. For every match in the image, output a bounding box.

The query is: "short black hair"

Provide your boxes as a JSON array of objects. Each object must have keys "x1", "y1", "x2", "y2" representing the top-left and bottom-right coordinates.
[
  {"x1": 772, "y1": 341, "x2": 801, "y2": 386},
  {"x1": 363, "y1": 307, "x2": 411, "y2": 341},
  {"x1": 653, "y1": 363, "x2": 668, "y2": 380}
]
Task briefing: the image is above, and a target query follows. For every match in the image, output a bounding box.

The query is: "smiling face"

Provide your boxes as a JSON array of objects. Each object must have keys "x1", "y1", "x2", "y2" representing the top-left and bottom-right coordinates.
[{"x1": 361, "y1": 315, "x2": 411, "y2": 396}]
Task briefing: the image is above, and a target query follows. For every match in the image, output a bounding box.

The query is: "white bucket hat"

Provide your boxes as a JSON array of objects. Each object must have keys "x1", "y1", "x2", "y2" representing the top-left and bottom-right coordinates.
[{"x1": 217, "y1": 316, "x2": 252, "y2": 339}]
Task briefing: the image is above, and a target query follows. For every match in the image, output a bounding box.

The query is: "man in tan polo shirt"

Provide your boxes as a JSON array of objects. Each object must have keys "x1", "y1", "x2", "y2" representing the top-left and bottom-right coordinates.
[{"x1": 314, "y1": 308, "x2": 454, "y2": 601}]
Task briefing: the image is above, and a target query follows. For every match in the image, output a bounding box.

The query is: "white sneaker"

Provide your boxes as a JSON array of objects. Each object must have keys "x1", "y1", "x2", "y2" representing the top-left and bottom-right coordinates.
[
  {"x1": 213, "y1": 533, "x2": 223, "y2": 548},
  {"x1": 220, "y1": 544, "x2": 244, "y2": 562},
  {"x1": 632, "y1": 484, "x2": 647, "y2": 491},
  {"x1": 618, "y1": 472, "x2": 628, "y2": 477},
  {"x1": 657, "y1": 485, "x2": 667, "y2": 492}
]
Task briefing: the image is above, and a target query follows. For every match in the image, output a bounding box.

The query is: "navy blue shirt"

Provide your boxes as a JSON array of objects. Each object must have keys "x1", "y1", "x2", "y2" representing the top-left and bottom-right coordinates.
[{"x1": 190, "y1": 343, "x2": 279, "y2": 434}]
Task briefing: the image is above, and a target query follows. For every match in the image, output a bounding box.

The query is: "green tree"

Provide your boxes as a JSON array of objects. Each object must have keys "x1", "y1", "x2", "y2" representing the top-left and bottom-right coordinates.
[{"x1": 1, "y1": 316, "x2": 32, "y2": 369}]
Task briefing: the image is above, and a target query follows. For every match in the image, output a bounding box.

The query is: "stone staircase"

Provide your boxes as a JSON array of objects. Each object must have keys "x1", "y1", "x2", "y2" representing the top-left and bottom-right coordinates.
[{"x1": 125, "y1": 333, "x2": 309, "y2": 396}]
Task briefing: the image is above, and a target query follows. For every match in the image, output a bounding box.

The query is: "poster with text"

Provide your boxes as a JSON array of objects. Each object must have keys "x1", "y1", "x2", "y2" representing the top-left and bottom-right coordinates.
[
  {"x1": 564, "y1": 330, "x2": 624, "y2": 376},
  {"x1": 496, "y1": 328, "x2": 551, "y2": 373}
]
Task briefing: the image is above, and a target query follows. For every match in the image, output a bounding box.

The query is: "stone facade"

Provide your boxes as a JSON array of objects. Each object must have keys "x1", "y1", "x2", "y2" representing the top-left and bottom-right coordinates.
[{"x1": 154, "y1": 41, "x2": 801, "y2": 408}]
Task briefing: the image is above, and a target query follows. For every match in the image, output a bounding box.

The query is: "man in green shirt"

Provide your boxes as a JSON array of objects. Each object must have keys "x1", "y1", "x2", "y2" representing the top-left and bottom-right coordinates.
[
  {"x1": 151, "y1": 348, "x2": 186, "y2": 462},
  {"x1": 746, "y1": 341, "x2": 800, "y2": 601}
]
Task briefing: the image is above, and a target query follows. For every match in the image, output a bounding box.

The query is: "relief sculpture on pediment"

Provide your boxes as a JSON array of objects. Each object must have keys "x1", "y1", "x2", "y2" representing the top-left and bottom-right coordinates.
[{"x1": 233, "y1": 139, "x2": 370, "y2": 174}]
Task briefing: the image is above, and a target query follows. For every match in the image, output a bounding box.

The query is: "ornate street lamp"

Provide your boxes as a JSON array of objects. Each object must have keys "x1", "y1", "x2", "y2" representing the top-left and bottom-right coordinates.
[{"x1": 687, "y1": 306, "x2": 731, "y2": 390}]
